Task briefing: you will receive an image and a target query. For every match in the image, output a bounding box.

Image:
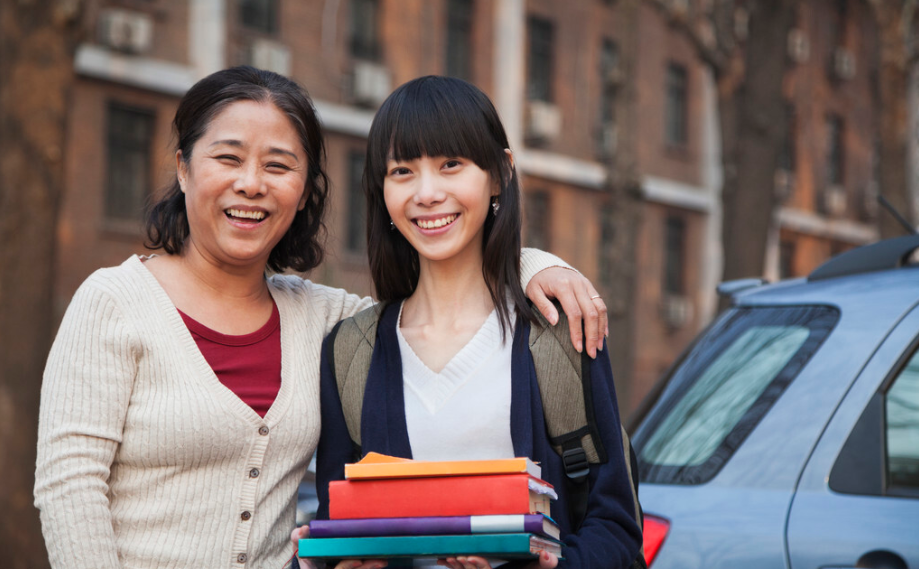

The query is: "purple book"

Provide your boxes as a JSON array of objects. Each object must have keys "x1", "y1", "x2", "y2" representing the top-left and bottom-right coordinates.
[{"x1": 309, "y1": 514, "x2": 560, "y2": 540}]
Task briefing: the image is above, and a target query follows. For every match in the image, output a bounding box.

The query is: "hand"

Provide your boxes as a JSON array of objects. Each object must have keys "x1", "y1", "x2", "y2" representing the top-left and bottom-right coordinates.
[
  {"x1": 291, "y1": 526, "x2": 388, "y2": 569},
  {"x1": 527, "y1": 551, "x2": 559, "y2": 568},
  {"x1": 526, "y1": 266, "x2": 608, "y2": 358},
  {"x1": 437, "y1": 556, "x2": 493, "y2": 569}
]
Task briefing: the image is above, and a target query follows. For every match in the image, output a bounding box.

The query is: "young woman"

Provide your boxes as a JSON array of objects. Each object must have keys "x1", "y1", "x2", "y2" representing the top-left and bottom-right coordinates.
[
  {"x1": 34, "y1": 67, "x2": 607, "y2": 569},
  {"x1": 311, "y1": 76, "x2": 642, "y2": 569}
]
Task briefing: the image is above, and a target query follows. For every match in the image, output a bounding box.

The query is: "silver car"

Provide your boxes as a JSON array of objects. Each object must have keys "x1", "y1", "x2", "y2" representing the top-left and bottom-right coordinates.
[{"x1": 631, "y1": 235, "x2": 919, "y2": 569}]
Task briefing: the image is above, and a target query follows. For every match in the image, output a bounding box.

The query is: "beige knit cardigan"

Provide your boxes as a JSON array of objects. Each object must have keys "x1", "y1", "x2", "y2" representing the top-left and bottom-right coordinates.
[{"x1": 35, "y1": 251, "x2": 561, "y2": 569}]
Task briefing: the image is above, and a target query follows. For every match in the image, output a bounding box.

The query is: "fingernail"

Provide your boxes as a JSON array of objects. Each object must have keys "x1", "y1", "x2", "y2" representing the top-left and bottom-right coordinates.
[{"x1": 576, "y1": 340, "x2": 583, "y2": 353}]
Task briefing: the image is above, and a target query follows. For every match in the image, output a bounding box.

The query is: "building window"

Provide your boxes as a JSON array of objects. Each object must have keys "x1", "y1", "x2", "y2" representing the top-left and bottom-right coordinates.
[
  {"x1": 350, "y1": 0, "x2": 380, "y2": 61},
  {"x1": 599, "y1": 202, "x2": 615, "y2": 290},
  {"x1": 665, "y1": 63, "x2": 688, "y2": 147},
  {"x1": 778, "y1": 102, "x2": 796, "y2": 172},
  {"x1": 599, "y1": 38, "x2": 619, "y2": 124},
  {"x1": 598, "y1": 38, "x2": 619, "y2": 156},
  {"x1": 446, "y1": 0, "x2": 473, "y2": 81},
  {"x1": 240, "y1": 0, "x2": 278, "y2": 34},
  {"x1": 525, "y1": 190, "x2": 551, "y2": 251},
  {"x1": 527, "y1": 17, "x2": 554, "y2": 102},
  {"x1": 779, "y1": 239, "x2": 796, "y2": 279},
  {"x1": 346, "y1": 150, "x2": 366, "y2": 253},
  {"x1": 105, "y1": 103, "x2": 155, "y2": 222},
  {"x1": 663, "y1": 215, "x2": 686, "y2": 295},
  {"x1": 826, "y1": 114, "x2": 845, "y2": 186}
]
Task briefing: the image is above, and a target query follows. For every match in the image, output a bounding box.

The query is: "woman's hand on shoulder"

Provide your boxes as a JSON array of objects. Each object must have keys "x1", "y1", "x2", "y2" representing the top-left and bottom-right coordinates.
[
  {"x1": 526, "y1": 267, "x2": 608, "y2": 358},
  {"x1": 291, "y1": 526, "x2": 388, "y2": 569}
]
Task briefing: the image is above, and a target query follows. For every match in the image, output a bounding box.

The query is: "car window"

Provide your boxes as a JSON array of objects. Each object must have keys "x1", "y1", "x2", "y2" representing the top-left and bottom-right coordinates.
[
  {"x1": 830, "y1": 340, "x2": 919, "y2": 499},
  {"x1": 635, "y1": 305, "x2": 839, "y2": 485},
  {"x1": 886, "y1": 353, "x2": 919, "y2": 492}
]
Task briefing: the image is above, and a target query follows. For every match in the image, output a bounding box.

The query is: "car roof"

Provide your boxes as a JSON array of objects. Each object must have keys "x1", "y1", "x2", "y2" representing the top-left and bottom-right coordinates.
[{"x1": 728, "y1": 235, "x2": 919, "y2": 325}]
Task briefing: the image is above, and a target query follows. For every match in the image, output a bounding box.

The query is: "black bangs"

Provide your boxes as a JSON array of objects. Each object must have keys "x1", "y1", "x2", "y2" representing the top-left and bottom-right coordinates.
[{"x1": 368, "y1": 76, "x2": 506, "y2": 176}]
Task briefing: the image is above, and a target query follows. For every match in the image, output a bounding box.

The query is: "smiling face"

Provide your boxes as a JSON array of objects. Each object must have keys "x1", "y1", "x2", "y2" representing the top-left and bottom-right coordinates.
[
  {"x1": 384, "y1": 154, "x2": 499, "y2": 267},
  {"x1": 177, "y1": 99, "x2": 308, "y2": 270}
]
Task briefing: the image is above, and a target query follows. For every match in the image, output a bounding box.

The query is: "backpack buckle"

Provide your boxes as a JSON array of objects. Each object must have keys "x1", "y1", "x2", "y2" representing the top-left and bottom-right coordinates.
[{"x1": 562, "y1": 447, "x2": 589, "y2": 480}]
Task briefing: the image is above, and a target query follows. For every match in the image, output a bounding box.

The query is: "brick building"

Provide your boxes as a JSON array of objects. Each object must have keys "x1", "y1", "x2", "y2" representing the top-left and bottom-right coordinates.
[{"x1": 57, "y1": 0, "x2": 879, "y2": 417}]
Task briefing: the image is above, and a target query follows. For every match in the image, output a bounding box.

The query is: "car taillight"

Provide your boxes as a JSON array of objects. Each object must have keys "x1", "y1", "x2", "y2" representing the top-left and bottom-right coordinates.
[{"x1": 642, "y1": 513, "x2": 670, "y2": 566}]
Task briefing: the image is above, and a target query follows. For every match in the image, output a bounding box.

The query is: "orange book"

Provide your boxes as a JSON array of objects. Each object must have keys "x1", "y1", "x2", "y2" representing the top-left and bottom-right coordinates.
[
  {"x1": 329, "y1": 473, "x2": 555, "y2": 520},
  {"x1": 344, "y1": 452, "x2": 542, "y2": 480}
]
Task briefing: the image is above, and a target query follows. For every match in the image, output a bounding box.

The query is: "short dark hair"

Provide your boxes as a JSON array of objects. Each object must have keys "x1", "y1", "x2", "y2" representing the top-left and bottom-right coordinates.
[
  {"x1": 363, "y1": 75, "x2": 533, "y2": 335},
  {"x1": 145, "y1": 66, "x2": 330, "y2": 273}
]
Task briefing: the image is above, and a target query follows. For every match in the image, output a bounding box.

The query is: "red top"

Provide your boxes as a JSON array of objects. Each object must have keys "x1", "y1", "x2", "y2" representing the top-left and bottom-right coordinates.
[{"x1": 178, "y1": 303, "x2": 282, "y2": 418}]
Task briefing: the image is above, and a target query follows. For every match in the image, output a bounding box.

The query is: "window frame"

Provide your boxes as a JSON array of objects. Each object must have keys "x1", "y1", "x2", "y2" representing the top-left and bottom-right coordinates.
[
  {"x1": 526, "y1": 16, "x2": 555, "y2": 102},
  {"x1": 830, "y1": 333, "x2": 919, "y2": 499},
  {"x1": 239, "y1": 0, "x2": 279, "y2": 35},
  {"x1": 445, "y1": 0, "x2": 474, "y2": 81},
  {"x1": 345, "y1": 149, "x2": 367, "y2": 254},
  {"x1": 664, "y1": 62, "x2": 688, "y2": 148},
  {"x1": 104, "y1": 101, "x2": 156, "y2": 223},
  {"x1": 350, "y1": 0, "x2": 381, "y2": 61}
]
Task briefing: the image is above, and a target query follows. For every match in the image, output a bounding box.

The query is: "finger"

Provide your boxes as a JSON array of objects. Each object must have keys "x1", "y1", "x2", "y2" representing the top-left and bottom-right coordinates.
[
  {"x1": 526, "y1": 281, "x2": 559, "y2": 326},
  {"x1": 538, "y1": 551, "x2": 559, "y2": 568},
  {"x1": 551, "y1": 279, "x2": 584, "y2": 353},
  {"x1": 580, "y1": 282, "x2": 608, "y2": 359}
]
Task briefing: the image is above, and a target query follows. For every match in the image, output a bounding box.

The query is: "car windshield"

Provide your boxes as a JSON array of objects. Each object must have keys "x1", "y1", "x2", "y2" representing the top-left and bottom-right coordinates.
[{"x1": 634, "y1": 305, "x2": 839, "y2": 485}]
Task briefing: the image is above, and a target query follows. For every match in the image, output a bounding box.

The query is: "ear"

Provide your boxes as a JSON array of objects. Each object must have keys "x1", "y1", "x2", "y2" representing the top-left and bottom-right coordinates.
[
  {"x1": 175, "y1": 150, "x2": 188, "y2": 193},
  {"x1": 493, "y1": 148, "x2": 515, "y2": 197},
  {"x1": 297, "y1": 185, "x2": 309, "y2": 211}
]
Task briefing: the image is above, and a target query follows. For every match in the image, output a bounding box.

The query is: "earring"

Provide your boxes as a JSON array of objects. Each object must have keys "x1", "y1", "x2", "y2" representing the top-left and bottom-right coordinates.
[
  {"x1": 492, "y1": 199, "x2": 500, "y2": 215},
  {"x1": 389, "y1": 220, "x2": 395, "y2": 231}
]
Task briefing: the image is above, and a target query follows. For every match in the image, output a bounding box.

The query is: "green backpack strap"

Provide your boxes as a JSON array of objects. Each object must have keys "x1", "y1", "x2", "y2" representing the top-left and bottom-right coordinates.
[
  {"x1": 530, "y1": 303, "x2": 645, "y2": 564},
  {"x1": 330, "y1": 304, "x2": 385, "y2": 454}
]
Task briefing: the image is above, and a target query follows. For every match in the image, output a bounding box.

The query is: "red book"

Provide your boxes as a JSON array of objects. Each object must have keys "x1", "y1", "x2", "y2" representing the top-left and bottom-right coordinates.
[{"x1": 329, "y1": 474, "x2": 556, "y2": 520}]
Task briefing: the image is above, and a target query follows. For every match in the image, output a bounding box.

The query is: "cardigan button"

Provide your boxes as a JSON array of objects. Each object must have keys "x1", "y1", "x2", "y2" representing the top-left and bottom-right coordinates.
[
  {"x1": 249, "y1": 468, "x2": 260, "y2": 478},
  {"x1": 258, "y1": 426, "x2": 269, "y2": 436},
  {"x1": 241, "y1": 510, "x2": 251, "y2": 521},
  {"x1": 237, "y1": 553, "x2": 247, "y2": 563}
]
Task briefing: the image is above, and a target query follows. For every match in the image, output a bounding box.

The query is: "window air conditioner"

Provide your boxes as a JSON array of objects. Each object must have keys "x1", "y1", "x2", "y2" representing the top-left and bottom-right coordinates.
[
  {"x1": 245, "y1": 39, "x2": 291, "y2": 76},
  {"x1": 350, "y1": 61, "x2": 391, "y2": 107},
  {"x1": 99, "y1": 9, "x2": 153, "y2": 54},
  {"x1": 525, "y1": 101, "x2": 562, "y2": 145}
]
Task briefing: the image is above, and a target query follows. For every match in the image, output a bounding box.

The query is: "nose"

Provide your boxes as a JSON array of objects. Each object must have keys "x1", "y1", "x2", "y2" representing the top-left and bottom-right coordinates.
[
  {"x1": 413, "y1": 170, "x2": 445, "y2": 206},
  {"x1": 234, "y1": 162, "x2": 267, "y2": 198}
]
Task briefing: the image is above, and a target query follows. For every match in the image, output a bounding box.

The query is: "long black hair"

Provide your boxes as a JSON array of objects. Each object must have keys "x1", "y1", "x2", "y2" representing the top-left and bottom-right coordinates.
[
  {"x1": 145, "y1": 66, "x2": 330, "y2": 273},
  {"x1": 364, "y1": 75, "x2": 534, "y2": 335}
]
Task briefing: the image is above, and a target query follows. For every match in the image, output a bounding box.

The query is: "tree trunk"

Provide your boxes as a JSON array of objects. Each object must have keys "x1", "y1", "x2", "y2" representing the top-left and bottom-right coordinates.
[
  {"x1": 874, "y1": 0, "x2": 914, "y2": 237},
  {"x1": 720, "y1": 0, "x2": 797, "y2": 284},
  {"x1": 603, "y1": 0, "x2": 643, "y2": 416},
  {"x1": 0, "y1": 2, "x2": 83, "y2": 566}
]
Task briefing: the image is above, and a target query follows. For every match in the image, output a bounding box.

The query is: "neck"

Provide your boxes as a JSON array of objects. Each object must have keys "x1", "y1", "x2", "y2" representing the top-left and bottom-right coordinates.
[
  {"x1": 404, "y1": 248, "x2": 494, "y2": 326},
  {"x1": 179, "y1": 243, "x2": 270, "y2": 303}
]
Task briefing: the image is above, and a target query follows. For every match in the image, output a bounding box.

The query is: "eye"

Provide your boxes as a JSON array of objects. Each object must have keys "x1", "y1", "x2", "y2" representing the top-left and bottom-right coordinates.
[
  {"x1": 388, "y1": 166, "x2": 411, "y2": 177},
  {"x1": 266, "y1": 162, "x2": 292, "y2": 172},
  {"x1": 216, "y1": 154, "x2": 241, "y2": 164},
  {"x1": 442, "y1": 158, "x2": 463, "y2": 170}
]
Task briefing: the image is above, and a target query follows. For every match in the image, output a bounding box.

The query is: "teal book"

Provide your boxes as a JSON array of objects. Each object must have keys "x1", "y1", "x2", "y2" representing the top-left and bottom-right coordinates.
[{"x1": 298, "y1": 532, "x2": 562, "y2": 561}]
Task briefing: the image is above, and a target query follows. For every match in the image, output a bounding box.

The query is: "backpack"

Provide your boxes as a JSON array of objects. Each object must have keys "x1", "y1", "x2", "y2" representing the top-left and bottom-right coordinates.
[{"x1": 327, "y1": 302, "x2": 646, "y2": 568}]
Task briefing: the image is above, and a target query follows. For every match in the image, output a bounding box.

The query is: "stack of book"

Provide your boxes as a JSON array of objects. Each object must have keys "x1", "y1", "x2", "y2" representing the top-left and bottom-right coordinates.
[{"x1": 298, "y1": 452, "x2": 563, "y2": 563}]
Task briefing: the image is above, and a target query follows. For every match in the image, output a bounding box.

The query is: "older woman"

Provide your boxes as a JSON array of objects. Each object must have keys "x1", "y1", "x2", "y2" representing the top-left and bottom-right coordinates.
[{"x1": 34, "y1": 67, "x2": 608, "y2": 569}]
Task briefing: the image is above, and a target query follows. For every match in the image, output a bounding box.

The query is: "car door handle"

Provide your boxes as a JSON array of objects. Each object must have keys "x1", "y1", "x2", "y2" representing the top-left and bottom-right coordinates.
[{"x1": 821, "y1": 550, "x2": 909, "y2": 569}]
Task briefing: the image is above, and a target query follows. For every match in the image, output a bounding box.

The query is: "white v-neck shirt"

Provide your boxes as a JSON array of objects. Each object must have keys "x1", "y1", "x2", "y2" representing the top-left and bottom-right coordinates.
[{"x1": 397, "y1": 302, "x2": 517, "y2": 461}]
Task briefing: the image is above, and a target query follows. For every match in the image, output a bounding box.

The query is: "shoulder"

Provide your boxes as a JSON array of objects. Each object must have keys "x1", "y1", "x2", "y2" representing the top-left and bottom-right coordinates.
[
  {"x1": 71, "y1": 256, "x2": 152, "y2": 307},
  {"x1": 268, "y1": 274, "x2": 345, "y2": 307}
]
